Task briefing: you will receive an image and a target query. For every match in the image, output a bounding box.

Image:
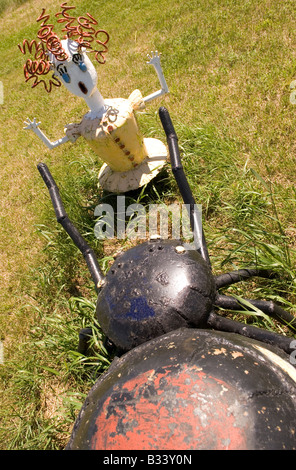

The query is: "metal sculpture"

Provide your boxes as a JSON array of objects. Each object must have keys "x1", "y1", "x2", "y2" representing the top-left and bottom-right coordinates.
[
  {"x1": 36, "y1": 107, "x2": 296, "y2": 450},
  {"x1": 19, "y1": 3, "x2": 169, "y2": 193}
]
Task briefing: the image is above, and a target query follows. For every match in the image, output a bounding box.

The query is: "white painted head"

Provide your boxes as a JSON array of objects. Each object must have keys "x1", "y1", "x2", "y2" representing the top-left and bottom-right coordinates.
[
  {"x1": 49, "y1": 39, "x2": 98, "y2": 98},
  {"x1": 48, "y1": 38, "x2": 105, "y2": 116}
]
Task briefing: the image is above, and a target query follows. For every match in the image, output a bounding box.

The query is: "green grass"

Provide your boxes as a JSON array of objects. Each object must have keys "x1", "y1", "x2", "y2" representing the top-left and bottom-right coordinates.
[
  {"x1": 0, "y1": 0, "x2": 28, "y2": 16},
  {"x1": 0, "y1": 0, "x2": 296, "y2": 449}
]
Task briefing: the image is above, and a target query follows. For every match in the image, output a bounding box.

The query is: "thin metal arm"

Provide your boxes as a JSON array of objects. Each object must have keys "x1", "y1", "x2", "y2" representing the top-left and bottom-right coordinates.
[
  {"x1": 207, "y1": 311, "x2": 294, "y2": 355},
  {"x1": 215, "y1": 294, "x2": 296, "y2": 333},
  {"x1": 159, "y1": 106, "x2": 211, "y2": 266},
  {"x1": 37, "y1": 163, "x2": 105, "y2": 291},
  {"x1": 215, "y1": 269, "x2": 276, "y2": 289},
  {"x1": 143, "y1": 52, "x2": 169, "y2": 103},
  {"x1": 24, "y1": 118, "x2": 69, "y2": 149},
  {"x1": 34, "y1": 130, "x2": 69, "y2": 149}
]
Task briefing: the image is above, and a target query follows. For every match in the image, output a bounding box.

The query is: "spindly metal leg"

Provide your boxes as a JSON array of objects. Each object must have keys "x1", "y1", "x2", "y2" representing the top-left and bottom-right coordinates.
[
  {"x1": 215, "y1": 294, "x2": 296, "y2": 333},
  {"x1": 207, "y1": 311, "x2": 294, "y2": 354},
  {"x1": 37, "y1": 162, "x2": 105, "y2": 291},
  {"x1": 215, "y1": 268, "x2": 276, "y2": 289},
  {"x1": 159, "y1": 107, "x2": 211, "y2": 267}
]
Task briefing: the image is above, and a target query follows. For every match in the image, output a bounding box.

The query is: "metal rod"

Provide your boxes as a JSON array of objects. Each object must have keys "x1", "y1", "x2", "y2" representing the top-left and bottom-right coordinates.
[
  {"x1": 158, "y1": 107, "x2": 211, "y2": 266},
  {"x1": 215, "y1": 294, "x2": 296, "y2": 333},
  {"x1": 215, "y1": 268, "x2": 276, "y2": 289},
  {"x1": 37, "y1": 162, "x2": 105, "y2": 291},
  {"x1": 207, "y1": 311, "x2": 294, "y2": 355}
]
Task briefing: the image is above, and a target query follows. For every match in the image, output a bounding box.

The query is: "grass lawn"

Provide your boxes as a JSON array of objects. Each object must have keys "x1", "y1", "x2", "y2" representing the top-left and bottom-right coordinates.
[{"x1": 0, "y1": 0, "x2": 296, "y2": 449}]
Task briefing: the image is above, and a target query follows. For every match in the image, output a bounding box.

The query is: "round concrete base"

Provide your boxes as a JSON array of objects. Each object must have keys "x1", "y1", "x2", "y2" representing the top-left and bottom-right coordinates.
[{"x1": 98, "y1": 138, "x2": 167, "y2": 193}]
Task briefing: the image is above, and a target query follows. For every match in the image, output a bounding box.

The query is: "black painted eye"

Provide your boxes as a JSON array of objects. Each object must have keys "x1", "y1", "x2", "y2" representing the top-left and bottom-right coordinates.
[
  {"x1": 72, "y1": 53, "x2": 87, "y2": 72},
  {"x1": 72, "y1": 53, "x2": 83, "y2": 65},
  {"x1": 57, "y1": 64, "x2": 71, "y2": 83}
]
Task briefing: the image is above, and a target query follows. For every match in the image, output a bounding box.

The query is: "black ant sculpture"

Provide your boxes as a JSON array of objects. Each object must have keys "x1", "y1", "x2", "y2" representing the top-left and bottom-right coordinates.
[{"x1": 37, "y1": 107, "x2": 296, "y2": 450}]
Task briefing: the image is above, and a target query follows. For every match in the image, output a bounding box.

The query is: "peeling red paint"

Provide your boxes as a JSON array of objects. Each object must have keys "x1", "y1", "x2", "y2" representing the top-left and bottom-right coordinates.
[{"x1": 91, "y1": 364, "x2": 248, "y2": 450}]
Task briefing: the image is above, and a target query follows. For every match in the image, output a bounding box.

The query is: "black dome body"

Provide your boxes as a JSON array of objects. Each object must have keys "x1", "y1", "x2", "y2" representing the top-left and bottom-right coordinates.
[
  {"x1": 96, "y1": 239, "x2": 216, "y2": 351},
  {"x1": 66, "y1": 328, "x2": 296, "y2": 450}
]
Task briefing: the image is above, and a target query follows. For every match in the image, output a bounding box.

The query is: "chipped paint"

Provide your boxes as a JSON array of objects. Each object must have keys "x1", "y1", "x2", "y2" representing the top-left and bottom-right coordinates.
[
  {"x1": 91, "y1": 364, "x2": 249, "y2": 450},
  {"x1": 231, "y1": 351, "x2": 244, "y2": 359},
  {"x1": 67, "y1": 329, "x2": 296, "y2": 450},
  {"x1": 212, "y1": 347, "x2": 227, "y2": 356}
]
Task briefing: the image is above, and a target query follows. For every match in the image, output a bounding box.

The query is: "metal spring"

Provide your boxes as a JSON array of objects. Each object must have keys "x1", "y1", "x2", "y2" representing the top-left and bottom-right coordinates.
[
  {"x1": 37, "y1": 8, "x2": 68, "y2": 62},
  {"x1": 18, "y1": 39, "x2": 45, "y2": 58},
  {"x1": 56, "y1": 2, "x2": 109, "y2": 64},
  {"x1": 23, "y1": 59, "x2": 61, "y2": 93},
  {"x1": 19, "y1": 3, "x2": 109, "y2": 92},
  {"x1": 18, "y1": 39, "x2": 62, "y2": 93},
  {"x1": 55, "y1": 1, "x2": 77, "y2": 34},
  {"x1": 91, "y1": 29, "x2": 109, "y2": 64},
  {"x1": 19, "y1": 62, "x2": 62, "y2": 93}
]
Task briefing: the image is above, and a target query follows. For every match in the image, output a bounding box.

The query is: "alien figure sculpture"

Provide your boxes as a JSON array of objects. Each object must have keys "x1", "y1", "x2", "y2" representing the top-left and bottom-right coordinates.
[{"x1": 19, "y1": 3, "x2": 169, "y2": 192}]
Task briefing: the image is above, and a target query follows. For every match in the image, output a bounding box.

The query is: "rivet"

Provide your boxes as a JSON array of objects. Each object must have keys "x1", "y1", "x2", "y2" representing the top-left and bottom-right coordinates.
[
  {"x1": 175, "y1": 246, "x2": 185, "y2": 254},
  {"x1": 97, "y1": 279, "x2": 106, "y2": 289}
]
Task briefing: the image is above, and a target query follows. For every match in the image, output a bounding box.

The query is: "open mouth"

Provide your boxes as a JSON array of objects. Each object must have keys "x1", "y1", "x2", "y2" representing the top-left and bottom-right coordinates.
[{"x1": 78, "y1": 81, "x2": 88, "y2": 95}]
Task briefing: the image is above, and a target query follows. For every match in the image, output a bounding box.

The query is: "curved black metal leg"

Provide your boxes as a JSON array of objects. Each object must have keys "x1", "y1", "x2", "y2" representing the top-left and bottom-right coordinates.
[
  {"x1": 159, "y1": 107, "x2": 211, "y2": 267},
  {"x1": 78, "y1": 327, "x2": 93, "y2": 354},
  {"x1": 207, "y1": 311, "x2": 294, "y2": 354},
  {"x1": 215, "y1": 269, "x2": 276, "y2": 289},
  {"x1": 37, "y1": 162, "x2": 105, "y2": 291},
  {"x1": 215, "y1": 294, "x2": 296, "y2": 333}
]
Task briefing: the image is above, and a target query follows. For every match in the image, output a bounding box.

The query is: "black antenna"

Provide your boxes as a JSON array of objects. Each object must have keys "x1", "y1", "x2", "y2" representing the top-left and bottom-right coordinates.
[
  {"x1": 159, "y1": 107, "x2": 211, "y2": 266},
  {"x1": 37, "y1": 162, "x2": 105, "y2": 291}
]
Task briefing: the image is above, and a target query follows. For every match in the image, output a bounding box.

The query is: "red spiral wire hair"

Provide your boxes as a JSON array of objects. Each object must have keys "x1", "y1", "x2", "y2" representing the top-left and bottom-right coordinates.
[
  {"x1": 18, "y1": 2, "x2": 109, "y2": 93},
  {"x1": 18, "y1": 38, "x2": 62, "y2": 93},
  {"x1": 56, "y1": 2, "x2": 109, "y2": 64}
]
